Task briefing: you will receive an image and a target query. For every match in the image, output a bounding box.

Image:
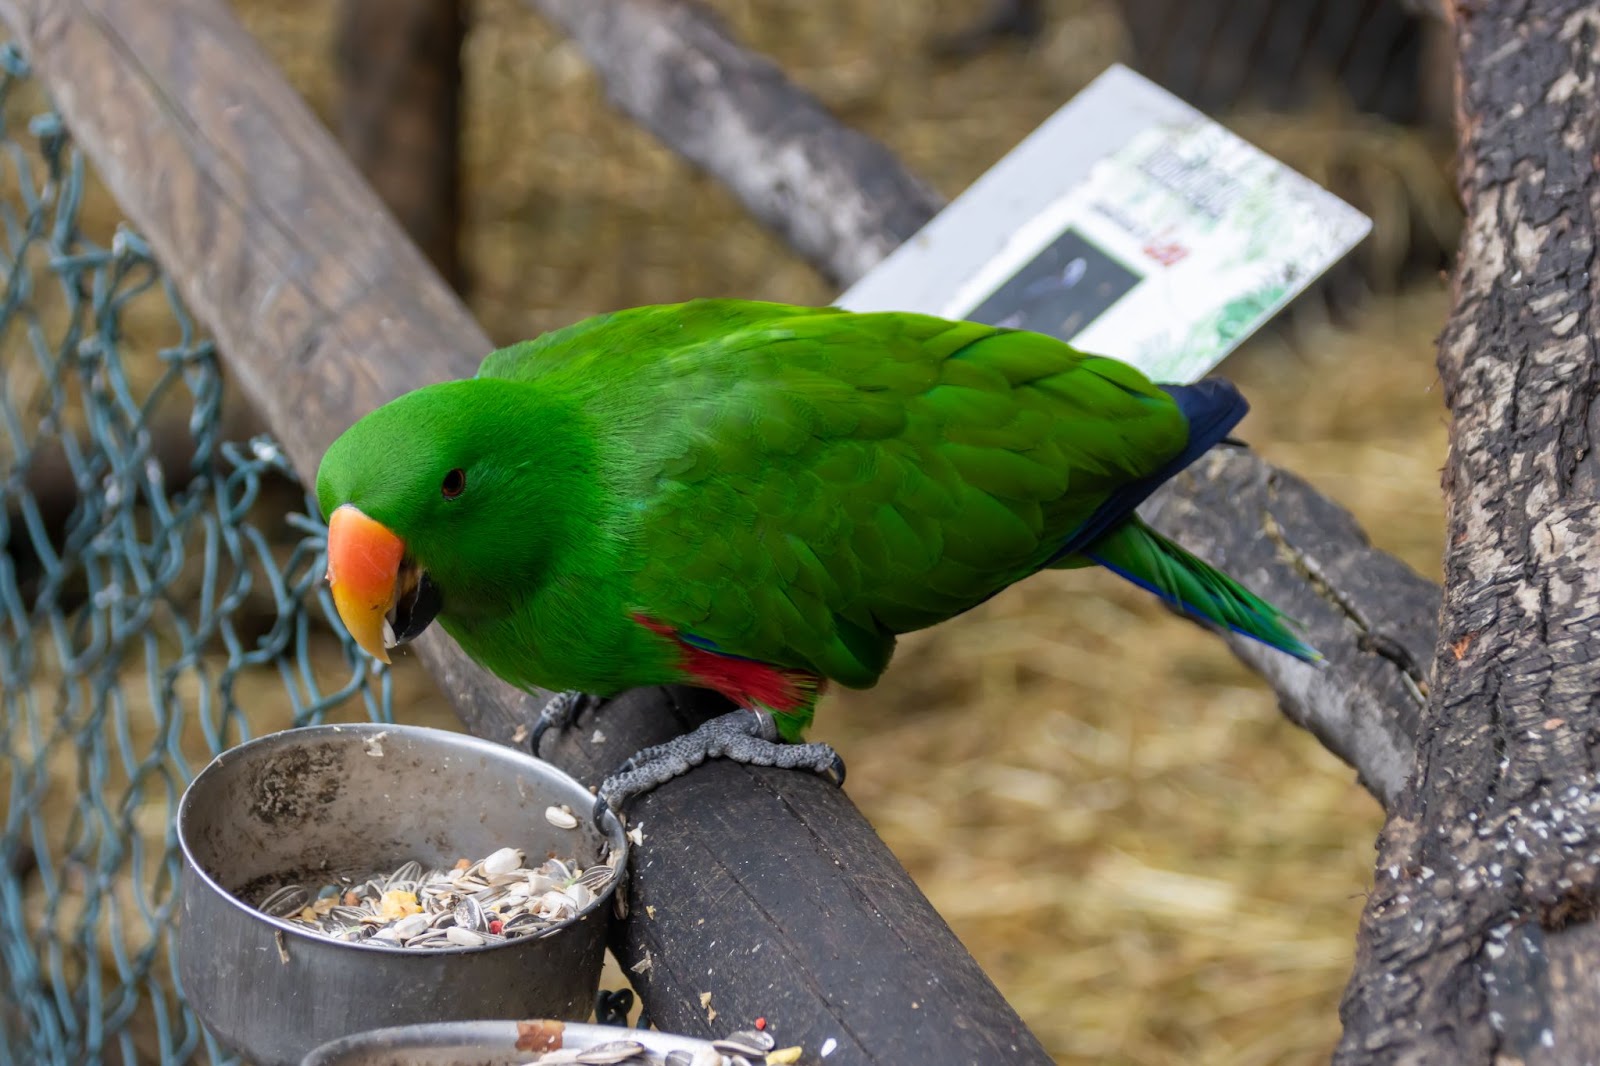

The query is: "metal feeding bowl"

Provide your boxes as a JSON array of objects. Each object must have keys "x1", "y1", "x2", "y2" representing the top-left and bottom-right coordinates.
[
  {"x1": 176, "y1": 723, "x2": 628, "y2": 1066},
  {"x1": 300, "y1": 1020, "x2": 738, "y2": 1066}
]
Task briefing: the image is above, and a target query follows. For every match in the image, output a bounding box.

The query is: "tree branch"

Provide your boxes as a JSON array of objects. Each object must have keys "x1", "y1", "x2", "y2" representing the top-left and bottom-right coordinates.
[
  {"x1": 1141, "y1": 450, "x2": 1434, "y2": 810},
  {"x1": 527, "y1": 0, "x2": 945, "y2": 289},
  {"x1": 1336, "y1": 4, "x2": 1600, "y2": 1059}
]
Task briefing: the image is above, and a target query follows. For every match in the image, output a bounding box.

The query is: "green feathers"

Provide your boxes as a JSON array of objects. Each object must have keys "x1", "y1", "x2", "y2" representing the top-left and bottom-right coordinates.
[
  {"x1": 1080, "y1": 519, "x2": 1320, "y2": 663},
  {"x1": 317, "y1": 298, "x2": 1316, "y2": 717}
]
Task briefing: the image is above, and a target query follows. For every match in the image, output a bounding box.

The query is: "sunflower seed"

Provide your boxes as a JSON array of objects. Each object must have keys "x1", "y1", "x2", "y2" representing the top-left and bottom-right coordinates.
[
  {"x1": 445, "y1": 926, "x2": 485, "y2": 947},
  {"x1": 472, "y1": 885, "x2": 509, "y2": 906},
  {"x1": 390, "y1": 913, "x2": 429, "y2": 940},
  {"x1": 385, "y1": 860, "x2": 422, "y2": 889},
  {"x1": 258, "y1": 884, "x2": 310, "y2": 917},
  {"x1": 546, "y1": 805, "x2": 579, "y2": 829},
  {"x1": 483, "y1": 846, "x2": 523, "y2": 875},
  {"x1": 719, "y1": 1030, "x2": 775, "y2": 1054},
  {"x1": 503, "y1": 911, "x2": 543, "y2": 932},
  {"x1": 536, "y1": 889, "x2": 579, "y2": 921},
  {"x1": 577, "y1": 862, "x2": 615, "y2": 890},
  {"x1": 575, "y1": 1040, "x2": 647, "y2": 1063},
  {"x1": 454, "y1": 895, "x2": 487, "y2": 932},
  {"x1": 405, "y1": 928, "x2": 453, "y2": 948},
  {"x1": 566, "y1": 882, "x2": 595, "y2": 911},
  {"x1": 713, "y1": 1030, "x2": 775, "y2": 1056}
]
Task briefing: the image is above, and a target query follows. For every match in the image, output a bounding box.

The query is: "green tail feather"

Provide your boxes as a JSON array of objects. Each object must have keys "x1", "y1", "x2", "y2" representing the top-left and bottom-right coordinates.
[{"x1": 1080, "y1": 518, "x2": 1321, "y2": 663}]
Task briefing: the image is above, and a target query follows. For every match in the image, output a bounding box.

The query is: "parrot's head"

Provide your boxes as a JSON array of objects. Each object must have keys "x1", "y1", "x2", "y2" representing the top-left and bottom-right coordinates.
[{"x1": 314, "y1": 379, "x2": 584, "y2": 663}]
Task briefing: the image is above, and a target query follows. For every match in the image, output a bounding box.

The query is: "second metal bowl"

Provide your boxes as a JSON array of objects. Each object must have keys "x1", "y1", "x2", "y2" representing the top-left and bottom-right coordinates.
[{"x1": 301, "y1": 1020, "x2": 730, "y2": 1066}]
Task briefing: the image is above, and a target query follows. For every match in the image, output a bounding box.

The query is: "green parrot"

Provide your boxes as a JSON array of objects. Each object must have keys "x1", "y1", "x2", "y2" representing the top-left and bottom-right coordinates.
[{"x1": 316, "y1": 299, "x2": 1317, "y2": 808}]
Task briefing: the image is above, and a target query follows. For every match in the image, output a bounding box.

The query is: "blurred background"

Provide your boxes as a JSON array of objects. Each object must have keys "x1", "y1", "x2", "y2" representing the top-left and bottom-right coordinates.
[{"x1": 1, "y1": 0, "x2": 1458, "y2": 1062}]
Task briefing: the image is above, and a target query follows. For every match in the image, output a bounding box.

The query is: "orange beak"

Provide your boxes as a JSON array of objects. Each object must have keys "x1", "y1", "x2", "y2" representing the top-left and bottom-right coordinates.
[{"x1": 326, "y1": 504, "x2": 405, "y2": 664}]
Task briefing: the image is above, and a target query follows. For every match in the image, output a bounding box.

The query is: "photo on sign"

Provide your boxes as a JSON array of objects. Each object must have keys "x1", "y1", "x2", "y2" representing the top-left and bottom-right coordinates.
[{"x1": 966, "y1": 227, "x2": 1143, "y2": 342}]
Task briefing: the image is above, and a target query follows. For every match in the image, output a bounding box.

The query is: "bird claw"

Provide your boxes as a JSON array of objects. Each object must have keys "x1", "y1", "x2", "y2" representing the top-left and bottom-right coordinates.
[
  {"x1": 591, "y1": 793, "x2": 614, "y2": 832},
  {"x1": 528, "y1": 689, "x2": 603, "y2": 757},
  {"x1": 597, "y1": 709, "x2": 846, "y2": 810}
]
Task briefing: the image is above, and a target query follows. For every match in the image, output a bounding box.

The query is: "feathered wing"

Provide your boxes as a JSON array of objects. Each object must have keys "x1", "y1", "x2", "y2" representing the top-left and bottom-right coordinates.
[
  {"x1": 476, "y1": 300, "x2": 828, "y2": 384},
  {"x1": 481, "y1": 300, "x2": 1191, "y2": 689}
]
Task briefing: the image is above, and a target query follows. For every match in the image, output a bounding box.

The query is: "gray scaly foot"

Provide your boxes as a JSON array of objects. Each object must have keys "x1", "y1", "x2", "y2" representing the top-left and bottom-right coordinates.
[
  {"x1": 596, "y1": 709, "x2": 845, "y2": 812},
  {"x1": 529, "y1": 689, "x2": 604, "y2": 757}
]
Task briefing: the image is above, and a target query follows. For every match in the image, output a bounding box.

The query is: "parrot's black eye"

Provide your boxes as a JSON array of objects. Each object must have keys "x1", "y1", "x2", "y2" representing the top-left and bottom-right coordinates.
[{"x1": 441, "y1": 468, "x2": 466, "y2": 499}]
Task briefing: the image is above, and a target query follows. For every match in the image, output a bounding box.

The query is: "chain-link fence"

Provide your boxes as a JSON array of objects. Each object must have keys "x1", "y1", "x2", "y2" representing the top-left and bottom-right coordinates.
[{"x1": 0, "y1": 44, "x2": 392, "y2": 1064}]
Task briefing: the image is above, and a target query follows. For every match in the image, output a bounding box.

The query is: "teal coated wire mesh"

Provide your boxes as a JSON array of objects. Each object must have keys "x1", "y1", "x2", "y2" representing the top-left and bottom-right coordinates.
[{"x1": 0, "y1": 45, "x2": 394, "y2": 1064}]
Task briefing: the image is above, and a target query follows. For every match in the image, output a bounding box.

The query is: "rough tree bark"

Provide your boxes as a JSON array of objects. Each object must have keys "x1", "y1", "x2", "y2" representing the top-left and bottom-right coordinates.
[
  {"x1": 335, "y1": 0, "x2": 466, "y2": 293},
  {"x1": 1337, "y1": 5, "x2": 1600, "y2": 1061}
]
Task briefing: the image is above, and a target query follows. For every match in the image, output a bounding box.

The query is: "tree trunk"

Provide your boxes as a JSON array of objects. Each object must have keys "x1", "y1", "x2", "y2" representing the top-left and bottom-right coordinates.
[
  {"x1": 1337, "y1": 4, "x2": 1600, "y2": 1060},
  {"x1": 335, "y1": 0, "x2": 466, "y2": 294}
]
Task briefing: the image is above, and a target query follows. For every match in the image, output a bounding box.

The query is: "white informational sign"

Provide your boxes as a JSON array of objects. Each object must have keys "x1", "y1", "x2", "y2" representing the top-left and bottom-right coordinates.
[{"x1": 837, "y1": 65, "x2": 1372, "y2": 384}]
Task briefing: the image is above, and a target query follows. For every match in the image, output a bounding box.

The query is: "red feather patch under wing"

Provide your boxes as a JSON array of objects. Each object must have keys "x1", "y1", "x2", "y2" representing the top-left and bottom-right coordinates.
[{"x1": 634, "y1": 616, "x2": 820, "y2": 713}]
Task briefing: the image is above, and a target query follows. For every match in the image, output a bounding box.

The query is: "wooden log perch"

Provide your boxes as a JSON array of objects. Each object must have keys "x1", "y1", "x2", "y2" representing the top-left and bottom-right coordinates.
[
  {"x1": 1336, "y1": 5, "x2": 1600, "y2": 1060},
  {"x1": 0, "y1": 0, "x2": 1050, "y2": 1061},
  {"x1": 526, "y1": 0, "x2": 1440, "y2": 810}
]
